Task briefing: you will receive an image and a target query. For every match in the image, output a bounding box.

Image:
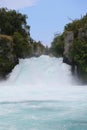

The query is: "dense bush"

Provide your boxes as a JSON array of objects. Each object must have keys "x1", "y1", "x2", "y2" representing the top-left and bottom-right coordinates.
[
  {"x1": 0, "y1": 8, "x2": 45, "y2": 77},
  {"x1": 0, "y1": 36, "x2": 18, "y2": 76},
  {"x1": 64, "y1": 14, "x2": 87, "y2": 73},
  {"x1": 64, "y1": 14, "x2": 87, "y2": 38},
  {"x1": 0, "y1": 8, "x2": 30, "y2": 37},
  {"x1": 13, "y1": 32, "x2": 31, "y2": 58},
  {"x1": 51, "y1": 34, "x2": 64, "y2": 57},
  {"x1": 69, "y1": 39, "x2": 87, "y2": 72},
  {"x1": 0, "y1": 8, "x2": 45, "y2": 58}
]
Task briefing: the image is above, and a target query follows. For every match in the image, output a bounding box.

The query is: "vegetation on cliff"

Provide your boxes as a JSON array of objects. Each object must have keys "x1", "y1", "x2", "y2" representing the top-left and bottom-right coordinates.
[
  {"x1": 0, "y1": 8, "x2": 45, "y2": 77},
  {"x1": 50, "y1": 33, "x2": 64, "y2": 57},
  {"x1": 0, "y1": 35, "x2": 18, "y2": 77},
  {"x1": 65, "y1": 15, "x2": 87, "y2": 73},
  {"x1": 51, "y1": 14, "x2": 87, "y2": 73},
  {"x1": 64, "y1": 14, "x2": 87, "y2": 37},
  {"x1": 69, "y1": 38, "x2": 87, "y2": 73}
]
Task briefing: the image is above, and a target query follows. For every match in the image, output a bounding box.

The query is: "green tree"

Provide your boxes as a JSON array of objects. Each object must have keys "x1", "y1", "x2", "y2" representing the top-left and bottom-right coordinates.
[
  {"x1": 13, "y1": 32, "x2": 31, "y2": 58},
  {"x1": 69, "y1": 39, "x2": 87, "y2": 72},
  {"x1": 51, "y1": 34, "x2": 64, "y2": 57},
  {"x1": 0, "y1": 8, "x2": 30, "y2": 38}
]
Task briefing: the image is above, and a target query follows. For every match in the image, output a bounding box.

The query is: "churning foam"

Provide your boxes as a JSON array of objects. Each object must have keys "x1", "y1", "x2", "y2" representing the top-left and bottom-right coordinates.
[{"x1": 0, "y1": 55, "x2": 86, "y2": 102}]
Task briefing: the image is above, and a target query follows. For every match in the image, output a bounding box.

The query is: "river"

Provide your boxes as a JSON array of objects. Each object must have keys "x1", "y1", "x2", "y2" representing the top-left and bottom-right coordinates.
[{"x1": 0, "y1": 55, "x2": 87, "y2": 130}]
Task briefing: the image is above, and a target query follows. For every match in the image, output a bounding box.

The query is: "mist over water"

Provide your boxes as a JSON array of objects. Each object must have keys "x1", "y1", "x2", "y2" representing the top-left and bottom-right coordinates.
[
  {"x1": 0, "y1": 55, "x2": 83, "y2": 102},
  {"x1": 0, "y1": 55, "x2": 87, "y2": 130}
]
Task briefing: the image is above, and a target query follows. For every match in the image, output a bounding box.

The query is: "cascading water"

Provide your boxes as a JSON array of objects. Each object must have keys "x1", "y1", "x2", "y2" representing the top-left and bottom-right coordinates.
[{"x1": 0, "y1": 55, "x2": 87, "y2": 130}]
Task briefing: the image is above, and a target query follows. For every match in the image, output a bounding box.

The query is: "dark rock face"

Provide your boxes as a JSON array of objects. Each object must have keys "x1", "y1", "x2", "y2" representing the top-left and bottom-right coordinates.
[
  {"x1": 63, "y1": 31, "x2": 74, "y2": 65},
  {"x1": 63, "y1": 56, "x2": 72, "y2": 65},
  {"x1": 0, "y1": 36, "x2": 18, "y2": 77}
]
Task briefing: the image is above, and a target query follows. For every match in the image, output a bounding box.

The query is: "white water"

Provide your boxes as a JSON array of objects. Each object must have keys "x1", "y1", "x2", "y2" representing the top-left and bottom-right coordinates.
[
  {"x1": 0, "y1": 55, "x2": 86, "y2": 102},
  {"x1": 0, "y1": 55, "x2": 87, "y2": 130}
]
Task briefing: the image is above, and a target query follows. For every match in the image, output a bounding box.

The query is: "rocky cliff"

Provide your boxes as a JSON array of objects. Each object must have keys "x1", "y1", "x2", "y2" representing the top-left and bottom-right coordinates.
[
  {"x1": 63, "y1": 26, "x2": 87, "y2": 65},
  {"x1": 0, "y1": 35, "x2": 18, "y2": 78},
  {"x1": 51, "y1": 14, "x2": 87, "y2": 73},
  {"x1": 63, "y1": 31, "x2": 74, "y2": 65}
]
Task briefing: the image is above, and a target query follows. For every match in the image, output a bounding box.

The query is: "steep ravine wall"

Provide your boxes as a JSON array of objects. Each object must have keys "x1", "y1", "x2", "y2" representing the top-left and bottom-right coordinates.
[
  {"x1": 63, "y1": 28, "x2": 87, "y2": 65},
  {"x1": 63, "y1": 31, "x2": 74, "y2": 65},
  {"x1": 0, "y1": 35, "x2": 18, "y2": 78}
]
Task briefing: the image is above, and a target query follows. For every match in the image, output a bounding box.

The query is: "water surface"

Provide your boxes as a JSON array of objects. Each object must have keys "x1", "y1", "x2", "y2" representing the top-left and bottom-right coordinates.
[{"x1": 0, "y1": 55, "x2": 87, "y2": 130}]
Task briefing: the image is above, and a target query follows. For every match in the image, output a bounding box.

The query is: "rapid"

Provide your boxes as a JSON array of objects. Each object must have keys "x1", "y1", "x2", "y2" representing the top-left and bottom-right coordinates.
[{"x1": 0, "y1": 55, "x2": 87, "y2": 130}]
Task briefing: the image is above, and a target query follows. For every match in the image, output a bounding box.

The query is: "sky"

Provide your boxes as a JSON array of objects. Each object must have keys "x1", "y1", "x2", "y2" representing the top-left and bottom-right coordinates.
[{"x1": 0, "y1": 0, "x2": 87, "y2": 46}]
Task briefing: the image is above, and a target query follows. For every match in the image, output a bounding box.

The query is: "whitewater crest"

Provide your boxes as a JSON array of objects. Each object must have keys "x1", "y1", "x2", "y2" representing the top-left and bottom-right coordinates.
[{"x1": 0, "y1": 55, "x2": 86, "y2": 102}]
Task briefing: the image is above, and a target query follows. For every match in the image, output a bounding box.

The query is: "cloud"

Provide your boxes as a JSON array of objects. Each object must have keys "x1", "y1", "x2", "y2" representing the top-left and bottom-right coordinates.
[{"x1": 0, "y1": 0, "x2": 38, "y2": 9}]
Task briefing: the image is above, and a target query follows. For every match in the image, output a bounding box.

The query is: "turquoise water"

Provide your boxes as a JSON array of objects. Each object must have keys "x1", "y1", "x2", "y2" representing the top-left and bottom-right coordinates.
[
  {"x1": 0, "y1": 56, "x2": 87, "y2": 130},
  {"x1": 0, "y1": 101, "x2": 87, "y2": 130}
]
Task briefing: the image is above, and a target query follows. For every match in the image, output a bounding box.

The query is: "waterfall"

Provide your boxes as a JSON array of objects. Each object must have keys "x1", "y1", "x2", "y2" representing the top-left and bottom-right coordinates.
[{"x1": 0, "y1": 55, "x2": 85, "y2": 102}]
